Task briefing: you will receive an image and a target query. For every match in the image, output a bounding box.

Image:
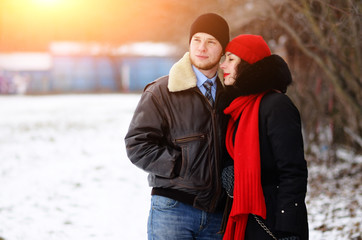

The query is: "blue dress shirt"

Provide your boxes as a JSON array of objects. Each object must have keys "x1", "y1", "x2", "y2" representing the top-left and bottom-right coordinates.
[{"x1": 192, "y1": 65, "x2": 217, "y2": 101}]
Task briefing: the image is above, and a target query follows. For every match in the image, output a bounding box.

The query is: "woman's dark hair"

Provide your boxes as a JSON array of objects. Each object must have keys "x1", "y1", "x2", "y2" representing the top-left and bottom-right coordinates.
[
  {"x1": 235, "y1": 59, "x2": 251, "y2": 80},
  {"x1": 231, "y1": 54, "x2": 293, "y2": 94}
]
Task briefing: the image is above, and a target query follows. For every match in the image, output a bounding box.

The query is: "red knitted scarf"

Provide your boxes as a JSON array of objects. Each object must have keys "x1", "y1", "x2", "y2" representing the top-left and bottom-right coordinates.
[{"x1": 223, "y1": 93, "x2": 267, "y2": 240}]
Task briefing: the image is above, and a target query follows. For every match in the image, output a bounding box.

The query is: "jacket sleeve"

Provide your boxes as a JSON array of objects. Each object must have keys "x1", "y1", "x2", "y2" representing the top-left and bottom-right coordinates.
[
  {"x1": 264, "y1": 94, "x2": 308, "y2": 234},
  {"x1": 124, "y1": 89, "x2": 181, "y2": 178}
]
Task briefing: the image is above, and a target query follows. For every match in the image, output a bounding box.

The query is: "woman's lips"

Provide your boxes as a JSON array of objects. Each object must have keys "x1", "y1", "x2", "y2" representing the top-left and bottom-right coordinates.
[{"x1": 224, "y1": 73, "x2": 230, "y2": 78}]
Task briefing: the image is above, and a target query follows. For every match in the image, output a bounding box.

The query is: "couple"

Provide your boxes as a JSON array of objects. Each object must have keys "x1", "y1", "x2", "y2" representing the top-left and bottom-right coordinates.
[{"x1": 125, "y1": 13, "x2": 308, "y2": 240}]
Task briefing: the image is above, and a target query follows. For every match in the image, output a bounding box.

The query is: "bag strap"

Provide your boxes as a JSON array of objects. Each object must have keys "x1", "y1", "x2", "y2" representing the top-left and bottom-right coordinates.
[{"x1": 252, "y1": 214, "x2": 277, "y2": 240}]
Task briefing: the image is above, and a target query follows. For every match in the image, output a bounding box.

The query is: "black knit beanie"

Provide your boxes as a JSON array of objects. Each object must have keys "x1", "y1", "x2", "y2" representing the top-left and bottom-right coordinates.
[{"x1": 189, "y1": 13, "x2": 230, "y2": 51}]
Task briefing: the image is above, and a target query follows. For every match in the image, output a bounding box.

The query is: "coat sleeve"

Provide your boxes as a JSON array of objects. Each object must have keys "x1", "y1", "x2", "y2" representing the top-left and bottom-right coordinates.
[
  {"x1": 263, "y1": 94, "x2": 308, "y2": 235},
  {"x1": 124, "y1": 88, "x2": 181, "y2": 178}
]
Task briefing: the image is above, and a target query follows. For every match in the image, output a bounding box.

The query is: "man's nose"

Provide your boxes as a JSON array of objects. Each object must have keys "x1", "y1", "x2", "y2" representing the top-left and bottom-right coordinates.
[{"x1": 198, "y1": 41, "x2": 206, "y2": 51}]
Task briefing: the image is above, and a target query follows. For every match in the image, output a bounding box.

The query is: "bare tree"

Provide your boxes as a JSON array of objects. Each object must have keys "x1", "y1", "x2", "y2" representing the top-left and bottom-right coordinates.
[
  {"x1": 224, "y1": 0, "x2": 361, "y2": 155},
  {"x1": 269, "y1": 0, "x2": 361, "y2": 153}
]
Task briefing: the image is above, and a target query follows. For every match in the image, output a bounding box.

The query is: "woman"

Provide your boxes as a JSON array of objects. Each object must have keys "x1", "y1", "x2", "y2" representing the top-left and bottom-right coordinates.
[{"x1": 218, "y1": 35, "x2": 308, "y2": 240}]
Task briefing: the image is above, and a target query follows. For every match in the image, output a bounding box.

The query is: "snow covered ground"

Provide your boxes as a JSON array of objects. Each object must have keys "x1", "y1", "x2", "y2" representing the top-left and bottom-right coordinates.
[{"x1": 0, "y1": 94, "x2": 360, "y2": 240}]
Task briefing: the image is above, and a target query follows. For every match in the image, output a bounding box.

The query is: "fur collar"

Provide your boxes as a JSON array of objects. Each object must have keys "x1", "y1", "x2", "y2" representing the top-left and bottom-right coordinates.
[
  {"x1": 168, "y1": 52, "x2": 224, "y2": 92},
  {"x1": 233, "y1": 54, "x2": 292, "y2": 95},
  {"x1": 217, "y1": 54, "x2": 292, "y2": 112}
]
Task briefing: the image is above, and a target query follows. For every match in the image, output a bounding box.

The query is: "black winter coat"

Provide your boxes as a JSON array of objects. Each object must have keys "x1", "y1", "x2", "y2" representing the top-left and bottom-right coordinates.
[
  {"x1": 125, "y1": 53, "x2": 229, "y2": 212},
  {"x1": 220, "y1": 55, "x2": 309, "y2": 239}
]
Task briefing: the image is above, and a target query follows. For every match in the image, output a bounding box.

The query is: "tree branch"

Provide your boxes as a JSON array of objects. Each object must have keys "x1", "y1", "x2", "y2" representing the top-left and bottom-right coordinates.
[{"x1": 267, "y1": 1, "x2": 362, "y2": 116}]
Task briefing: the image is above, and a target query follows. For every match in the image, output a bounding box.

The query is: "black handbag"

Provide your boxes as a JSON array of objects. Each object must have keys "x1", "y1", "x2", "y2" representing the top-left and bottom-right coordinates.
[{"x1": 221, "y1": 165, "x2": 234, "y2": 198}]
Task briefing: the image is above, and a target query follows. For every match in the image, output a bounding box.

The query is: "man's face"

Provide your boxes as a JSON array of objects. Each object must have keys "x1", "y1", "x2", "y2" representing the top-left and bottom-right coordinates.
[{"x1": 189, "y1": 32, "x2": 223, "y2": 71}]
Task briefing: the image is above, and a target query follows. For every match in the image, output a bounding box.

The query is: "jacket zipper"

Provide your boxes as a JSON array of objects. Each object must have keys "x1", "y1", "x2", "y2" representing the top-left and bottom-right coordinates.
[
  {"x1": 174, "y1": 134, "x2": 206, "y2": 143},
  {"x1": 210, "y1": 108, "x2": 222, "y2": 211},
  {"x1": 195, "y1": 88, "x2": 222, "y2": 211}
]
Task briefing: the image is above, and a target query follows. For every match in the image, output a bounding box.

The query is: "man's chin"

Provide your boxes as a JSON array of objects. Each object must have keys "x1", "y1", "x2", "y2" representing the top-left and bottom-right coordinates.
[
  {"x1": 190, "y1": 59, "x2": 216, "y2": 71},
  {"x1": 196, "y1": 65, "x2": 214, "y2": 71}
]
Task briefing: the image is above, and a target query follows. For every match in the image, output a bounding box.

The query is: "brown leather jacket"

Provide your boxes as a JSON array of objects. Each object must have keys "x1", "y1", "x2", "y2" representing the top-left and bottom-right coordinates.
[{"x1": 125, "y1": 53, "x2": 229, "y2": 212}]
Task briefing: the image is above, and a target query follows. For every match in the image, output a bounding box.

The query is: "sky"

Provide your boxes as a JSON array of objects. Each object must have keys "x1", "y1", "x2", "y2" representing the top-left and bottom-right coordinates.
[{"x1": 0, "y1": 0, "x2": 186, "y2": 51}]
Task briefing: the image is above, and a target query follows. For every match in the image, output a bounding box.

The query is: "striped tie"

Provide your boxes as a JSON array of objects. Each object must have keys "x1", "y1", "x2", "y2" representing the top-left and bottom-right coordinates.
[{"x1": 203, "y1": 79, "x2": 214, "y2": 107}]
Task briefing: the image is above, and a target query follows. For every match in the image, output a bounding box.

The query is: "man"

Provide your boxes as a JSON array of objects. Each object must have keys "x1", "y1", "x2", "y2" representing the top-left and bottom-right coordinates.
[{"x1": 125, "y1": 13, "x2": 230, "y2": 239}]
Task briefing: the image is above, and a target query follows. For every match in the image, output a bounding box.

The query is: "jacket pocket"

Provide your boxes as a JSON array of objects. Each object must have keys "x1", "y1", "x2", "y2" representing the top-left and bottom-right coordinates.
[
  {"x1": 173, "y1": 134, "x2": 206, "y2": 179},
  {"x1": 174, "y1": 134, "x2": 206, "y2": 144}
]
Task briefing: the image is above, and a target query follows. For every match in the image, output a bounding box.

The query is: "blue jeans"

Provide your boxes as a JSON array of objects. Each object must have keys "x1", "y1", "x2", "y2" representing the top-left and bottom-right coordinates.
[{"x1": 148, "y1": 195, "x2": 223, "y2": 240}]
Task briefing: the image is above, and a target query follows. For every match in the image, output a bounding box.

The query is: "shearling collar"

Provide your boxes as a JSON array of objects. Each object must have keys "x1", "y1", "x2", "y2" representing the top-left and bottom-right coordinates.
[
  {"x1": 168, "y1": 52, "x2": 224, "y2": 92},
  {"x1": 217, "y1": 54, "x2": 292, "y2": 112},
  {"x1": 233, "y1": 54, "x2": 292, "y2": 96}
]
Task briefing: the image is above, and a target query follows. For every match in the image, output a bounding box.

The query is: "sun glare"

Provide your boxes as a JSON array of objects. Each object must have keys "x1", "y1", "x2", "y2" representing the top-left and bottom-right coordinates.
[
  {"x1": 32, "y1": 0, "x2": 60, "y2": 6},
  {"x1": 1, "y1": 0, "x2": 146, "y2": 51},
  {"x1": 35, "y1": 0, "x2": 58, "y2": 3}
]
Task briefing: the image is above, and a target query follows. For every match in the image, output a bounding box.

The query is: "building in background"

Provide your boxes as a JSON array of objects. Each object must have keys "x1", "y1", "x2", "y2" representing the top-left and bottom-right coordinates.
[
  {"x1": 113, "y1": 42, "x2": 179, "y2": 92},
  {"x1": 0, "y1": 53, "x2": 51, "y2": 94},
  {"x1": 0, "y1": 42, "x2": 179, "y2": 94}
]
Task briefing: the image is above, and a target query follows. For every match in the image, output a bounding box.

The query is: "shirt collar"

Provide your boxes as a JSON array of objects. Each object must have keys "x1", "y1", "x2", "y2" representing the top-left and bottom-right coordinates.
[{"x1": 192, "y1": 65, "x2": 217, "y2": 88}]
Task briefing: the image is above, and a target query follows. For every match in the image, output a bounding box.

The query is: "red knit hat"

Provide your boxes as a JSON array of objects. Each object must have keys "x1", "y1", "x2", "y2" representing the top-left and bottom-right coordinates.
[{"x1": 225, "y1": 34, "x2": 271, "y2": 64}]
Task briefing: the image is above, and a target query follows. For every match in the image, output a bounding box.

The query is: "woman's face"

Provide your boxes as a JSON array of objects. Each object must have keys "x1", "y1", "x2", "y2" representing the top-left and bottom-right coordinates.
[{"x1": 220, "y1": 52, "x2": 241, "y2": 86}]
